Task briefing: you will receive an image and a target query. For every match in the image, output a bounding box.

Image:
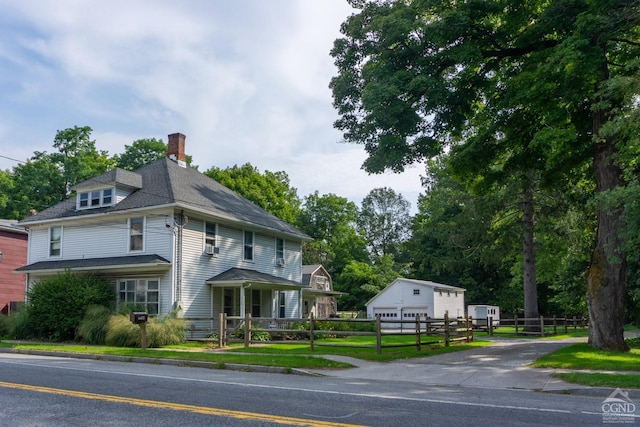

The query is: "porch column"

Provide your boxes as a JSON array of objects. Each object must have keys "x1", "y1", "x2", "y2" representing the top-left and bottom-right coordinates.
[
  {"x1": 299, "y1": 290, "x2": 303, "y2": 318},
  {"x1": 240, "y1": 284, "x2": 247, "y2": 317}
]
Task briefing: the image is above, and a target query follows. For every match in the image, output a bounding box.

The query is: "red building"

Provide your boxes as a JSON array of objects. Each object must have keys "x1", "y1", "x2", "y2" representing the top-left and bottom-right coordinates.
[{"x1": 0, "y1": 220, "x2": 27, "y2": 314}]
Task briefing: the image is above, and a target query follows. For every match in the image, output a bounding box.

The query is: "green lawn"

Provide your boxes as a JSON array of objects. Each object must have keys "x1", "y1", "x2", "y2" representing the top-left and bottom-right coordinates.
[
  {"x1": 532, "y1": 341, "x2": 640, "y2": 389},
  {"x1": 5, "y1": 330, "x2": 640, "y2": 389},
  {"x1": 0, "y1": 335, "x2": 488, "y2": 367}
]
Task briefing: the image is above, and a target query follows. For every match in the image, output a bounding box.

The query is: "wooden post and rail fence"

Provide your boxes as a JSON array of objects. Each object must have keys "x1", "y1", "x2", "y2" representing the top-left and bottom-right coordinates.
[{"x1": 188, "y1": 313, "x2": 474, "y2": 354}]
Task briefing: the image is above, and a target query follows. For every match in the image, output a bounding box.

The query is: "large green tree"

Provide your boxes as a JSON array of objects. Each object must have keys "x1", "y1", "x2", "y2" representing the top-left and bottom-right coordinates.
[
  {"x1": 297, "y1": 192, "x2": 368, "y2": 276},
  {"x1": 204, "y1": 163, "x2": 301, "y2": 224},
  {"x1": 331, "y1": 0, "x2": 640, "y2": 350},
  {"x1": 358, "y1": 187, "x2": 411, "y2": 259},
  {"x1": 114, "y1": 137, "x2": 194, "y2": 171}
]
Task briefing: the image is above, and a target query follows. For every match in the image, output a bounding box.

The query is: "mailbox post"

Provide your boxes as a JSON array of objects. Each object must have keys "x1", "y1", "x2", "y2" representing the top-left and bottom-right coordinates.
[{"x1": 130, "y1": 312, "x2": 149, "y2": 351}]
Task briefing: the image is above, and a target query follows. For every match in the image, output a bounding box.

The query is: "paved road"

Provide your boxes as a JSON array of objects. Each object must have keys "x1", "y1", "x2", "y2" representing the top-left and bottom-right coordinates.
[{"x1": 310, "y1": 337, "x2": 596, "y2": 393}]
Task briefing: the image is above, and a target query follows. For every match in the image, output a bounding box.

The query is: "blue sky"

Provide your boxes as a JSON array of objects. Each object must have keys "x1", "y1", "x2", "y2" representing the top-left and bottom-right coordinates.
[{"x1": 0, "y1": 1, "x2": 425, "y2": 211}]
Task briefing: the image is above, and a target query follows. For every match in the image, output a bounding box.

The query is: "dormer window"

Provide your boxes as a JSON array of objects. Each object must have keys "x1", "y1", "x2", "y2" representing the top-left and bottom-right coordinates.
[{"x1": 77, "y1": 187, "x2": 115, "y2": 210}]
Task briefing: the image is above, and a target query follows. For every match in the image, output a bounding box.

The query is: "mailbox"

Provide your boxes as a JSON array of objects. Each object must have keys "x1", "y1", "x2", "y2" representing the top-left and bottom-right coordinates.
[{"x1": 130, "y1": 312, "x2": 148, "y2": 324}]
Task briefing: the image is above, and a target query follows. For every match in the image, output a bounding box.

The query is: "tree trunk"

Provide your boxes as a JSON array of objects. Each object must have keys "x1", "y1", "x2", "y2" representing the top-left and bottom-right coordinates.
[
  {"x1": 522, "y1": 173, "x2": 539, "y2": 332},
  {"x1": 587, "y1": 113, "x2": 628, "y2": 351}
]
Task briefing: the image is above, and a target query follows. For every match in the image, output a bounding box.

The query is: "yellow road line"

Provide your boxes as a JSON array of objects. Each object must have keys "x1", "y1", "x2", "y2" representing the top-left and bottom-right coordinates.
[{"x1": 0, "y1": 381, "x2": 366, "y2": 427}]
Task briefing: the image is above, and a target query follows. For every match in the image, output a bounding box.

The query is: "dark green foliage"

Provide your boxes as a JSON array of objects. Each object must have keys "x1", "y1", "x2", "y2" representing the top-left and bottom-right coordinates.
[
  {"x1": 626, "y1": 337, "x2": 640, "y2": 349},
  {"x1": 17, "y1": 270, "x2": 114, "y2": 342},
  {"x1": 77, "y1": 305, "x2": 113, "y2": 345},
  {"x1": 0, "y1": 315, "x2": 11, "y2": 338},
  {"x1": 233, "y1": 329, "x2": 271, "y2": 342}
]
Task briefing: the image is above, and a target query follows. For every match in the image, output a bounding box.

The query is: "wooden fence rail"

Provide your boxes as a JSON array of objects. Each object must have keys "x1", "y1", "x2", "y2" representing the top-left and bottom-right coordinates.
[
  {"x1": 473, "y1": 315, "x2": 588, "y2": 336},
  {"x1": 183, "y1": 313, "x2": 473, "y2": 354}
]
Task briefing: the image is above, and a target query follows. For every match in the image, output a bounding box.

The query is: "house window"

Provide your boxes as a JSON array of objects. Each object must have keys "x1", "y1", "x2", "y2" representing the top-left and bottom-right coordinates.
[
  {"x1": 315, "y1": 276, "x2": 327, "y2": 290},
  {"x1": 77, "y1": 188, "x2": 114, "y2": 210},
  {"x1": 278, "y1": 292, "x2": 286, "y2": 318},
  {"x1": 49, "y1": 226, "x2": 61, "y2": 257},
  {"x1": 413, "y1": 289, "x2": 420, "y2": 295},
  {"x1": 91, "y1": 190, "x2": 101, "y2": 206},
  {"x1": 118, "y1": 279, "x2": 159, "y2": 315},
  {"x1": 103, "y1": 188, "x2": 113, "y2": 205},
  {"x1": 129, "y1": 217, "x2": 144, "y2": 251},
  {"x1": 275, "y1": 237, "x2": 284, "y2": 266},
  {"x1": 243, "y1": 231, "x2": 254, "y2": 261},
  {"x1": 205, "y1": 222, "x2": 217, "y2": 252}
]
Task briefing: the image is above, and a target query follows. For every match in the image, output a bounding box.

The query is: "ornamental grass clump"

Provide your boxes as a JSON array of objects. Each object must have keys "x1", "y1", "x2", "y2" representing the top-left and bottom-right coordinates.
[
  {"x1": 77, "y1": 305, "x2": 112, "y2": 345},
  {"x1": 104, "y1": 311, "x2": 187, "y2": 348}
]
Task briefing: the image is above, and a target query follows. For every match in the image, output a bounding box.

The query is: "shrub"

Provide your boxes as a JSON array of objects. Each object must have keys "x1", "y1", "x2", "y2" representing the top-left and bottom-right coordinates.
[
  {"x1": 77, "y1": 305, "x2": 112, "y2": 345},
  {"x1": 234, "y1": 329, "x2": 271, "y2": 342},
  {"x1": 17, "y1": 270, "x2": 114, "y2": 342},
  {"x1": 0, "y1": 315, "x2": 11, "y2": 338},
  {"x1": 625, "y1": 337, "x2": 640, "y2": 348},
  {"x1": 105, "y1": 311, "x2": 187, "y2": 348}
]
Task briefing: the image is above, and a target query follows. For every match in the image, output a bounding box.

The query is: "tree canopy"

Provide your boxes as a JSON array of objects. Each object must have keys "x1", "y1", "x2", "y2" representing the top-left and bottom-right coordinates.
[{"x1": 331, "y1": 0, "x2": 640, "y2": 350}]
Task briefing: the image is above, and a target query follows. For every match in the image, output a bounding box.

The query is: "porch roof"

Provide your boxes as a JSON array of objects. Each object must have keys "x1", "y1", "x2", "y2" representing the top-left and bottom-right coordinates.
[
  {"x1": 14, "y1": 254, "x2": 171, "y2": 274},
  {"x1": 206, "y1": 267, "x2": 305, "y2": 290}
]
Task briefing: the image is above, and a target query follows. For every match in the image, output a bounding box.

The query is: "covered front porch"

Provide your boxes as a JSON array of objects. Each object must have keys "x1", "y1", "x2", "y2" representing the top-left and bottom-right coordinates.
[{"x1": 206, "y1": 267, "x2": 306, "y2": 320}]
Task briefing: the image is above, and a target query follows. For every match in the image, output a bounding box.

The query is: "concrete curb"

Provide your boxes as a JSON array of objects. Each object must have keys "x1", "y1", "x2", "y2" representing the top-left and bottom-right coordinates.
[{"x1": 0, "y1": 347, "x2": 319, "y2": 376}]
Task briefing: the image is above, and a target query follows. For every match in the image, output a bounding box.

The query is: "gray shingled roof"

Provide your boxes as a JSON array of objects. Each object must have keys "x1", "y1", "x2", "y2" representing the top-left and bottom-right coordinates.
[
  {"x1": 71, "y1": 168, "x2": 142, "y2": 191},
  {"x1": 20, "y1": 158, "x2": 310, "y2": 240},
  {"x1": 0, "y1": 219, "x2": 27, "y2": 235},
  {"x1": 15, "y1": 254, "x2": 170, "y2": 272},
  {"x1": 206, "y1": 267, "x2": 304, "y2": 288}
]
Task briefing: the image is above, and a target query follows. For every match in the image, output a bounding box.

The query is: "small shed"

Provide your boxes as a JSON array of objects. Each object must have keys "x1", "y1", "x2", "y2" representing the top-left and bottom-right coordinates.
[
  {"x1": 365, "y1": 278, "x2": 465, "y2": 328},
  {"x1": 468, "y1": 305, "x2": 500, "y2": 327}
]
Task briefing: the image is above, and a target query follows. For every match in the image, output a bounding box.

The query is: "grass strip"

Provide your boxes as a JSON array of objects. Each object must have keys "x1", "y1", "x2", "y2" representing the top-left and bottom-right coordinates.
[
  {"x1": 553, "y1": 372, "x2": 640, "y2": 389},
  {"x1": 532, "y1": 343, "x2": 640, "y2": 371}
]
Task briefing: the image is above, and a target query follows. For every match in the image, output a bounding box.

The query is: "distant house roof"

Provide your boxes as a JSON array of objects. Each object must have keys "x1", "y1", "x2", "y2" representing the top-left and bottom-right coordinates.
[
  {"x1": 0, "y1": 219, "x2": 27, "y2": 235},
  {"x1": 365, "y1": 278, "x2": 465, "y2": 307},
  {"x1": 71, "y1": 168, "x2": 142, "y2": 191},
  {"x1": 206, "y1": 267, "x2": 304, "y2": 289},
  {"x1": 20, "y1": 158, "x2": 310, "y2": 240},
  {"x1": 301, "y1": 264, "x2": 323, "y2": 286},
  {"x1": 15, "y1": 254, "x2": 171, "y2": 273}
]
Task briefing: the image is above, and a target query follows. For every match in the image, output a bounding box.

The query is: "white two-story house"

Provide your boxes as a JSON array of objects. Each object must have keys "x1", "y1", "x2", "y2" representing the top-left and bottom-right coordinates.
[{"x1": 16, "y1": 133, "x2": 316, "y2": 336}]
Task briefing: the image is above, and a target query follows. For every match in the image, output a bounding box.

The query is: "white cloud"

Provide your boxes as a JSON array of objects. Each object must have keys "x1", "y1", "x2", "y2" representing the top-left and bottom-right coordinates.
[{"x1": 0, "y1": 1, "x2": 424, "y2": 214}]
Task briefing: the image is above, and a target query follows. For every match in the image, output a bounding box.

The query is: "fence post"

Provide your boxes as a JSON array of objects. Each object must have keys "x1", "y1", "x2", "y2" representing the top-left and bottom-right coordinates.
[
  {"x1": 376, "y1": 314, "x2": 382, "y2": 355},
  {"x1": 218, "y1": 313, "x2": 225, "y2": 348},
  {"x1": 564, "y1": 314, "x2": 568, "y2": 334},
  {"x1": 540, "y1": 315, "x2": 545, "y2": 337},
  {"x1": 553, "y1": 315, "x2": 557, "y2": 335},
  {"x1": 444, "y1": 312, "x2": 450, "y2": 347},
  {"x1": 310, "y1": 313, "x2": 315, "y2": 352},
  {"x1": 488, "y1": 316, "x2": 493, "y2": 336},
  {"x1": 467, "y1": 316, "x2": 473, "y2": 343},
  {"x1": 573, "y1": 315, "x2": 577, "y2": 330},
  {"x1": 515, "y1": 315, "x2": 519, "y2": 335},
  {"x1": 244, "y1": 313, "x2": 251, "y2": 348},
  {"x1": 416, "y1": 314, "x2": 421, "y2": 351}
]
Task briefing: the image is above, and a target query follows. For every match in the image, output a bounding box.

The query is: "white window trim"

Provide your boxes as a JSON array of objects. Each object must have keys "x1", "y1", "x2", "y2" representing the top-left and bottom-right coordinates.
[
  {"x1": 117, "y1": 278, "x2": 160, "y2": 315},
  {"x1": 76, "y1": 187, "x2": 115, "y2": 210},
  {"x1": 243, "y1": 230, "x2": 254, "y2": 261},
  {"x1": 204, "y1": 221, "x2": 218, "y2": 254},
  {"x1": 128, "y1": 216, "x2": 145, "y2": 253},
  {"x1": 275, "y1": 237, "x2": 285, "y2": 267},
  {"x1": 49, "y1": 226, "x2": 62, "y2": 258}
]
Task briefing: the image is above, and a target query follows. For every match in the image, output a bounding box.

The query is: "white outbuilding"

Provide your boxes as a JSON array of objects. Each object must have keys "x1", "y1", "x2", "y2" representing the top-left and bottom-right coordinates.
[{"x1": 365, "y1": 278, "x2": 466, "y2": 328}]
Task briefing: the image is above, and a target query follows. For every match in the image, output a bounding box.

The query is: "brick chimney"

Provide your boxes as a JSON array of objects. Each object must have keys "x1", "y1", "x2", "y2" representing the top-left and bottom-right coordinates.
[{"x1": 167, "y1": 133, "x2": 187, "y2": 167}]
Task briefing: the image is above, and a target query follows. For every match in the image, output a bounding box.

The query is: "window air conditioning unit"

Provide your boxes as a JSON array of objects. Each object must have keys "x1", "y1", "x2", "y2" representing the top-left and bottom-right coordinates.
[
  {"x1": 276, "y1": 258, "x2": 285, "y2": 267},
  {"x1": 205, "y1": 246, "x2": 220, "y2": 256}
]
